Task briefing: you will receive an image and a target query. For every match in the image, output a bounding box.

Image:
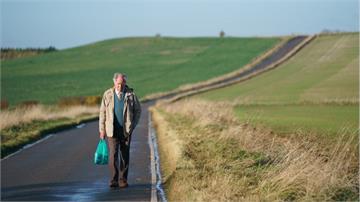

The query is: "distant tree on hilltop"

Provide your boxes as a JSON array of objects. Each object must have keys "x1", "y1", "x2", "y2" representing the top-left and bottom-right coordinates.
[{"x1": 219, "y1": 30, "x2": 225, "y2": 38}]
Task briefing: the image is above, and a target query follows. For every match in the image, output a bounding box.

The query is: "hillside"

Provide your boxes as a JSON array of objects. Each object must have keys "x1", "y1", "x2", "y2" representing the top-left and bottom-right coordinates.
[
  {"x1": 196, "y1": 33, "x2": 359, "y2": 136},
  {"x1": 1, "y1": 37, "x2": 281, "y2": 106}
]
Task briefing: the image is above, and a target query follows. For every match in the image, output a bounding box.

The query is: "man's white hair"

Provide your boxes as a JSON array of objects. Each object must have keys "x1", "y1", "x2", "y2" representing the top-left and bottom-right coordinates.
[{"x1": 113, "y1": 73, "x2": 127, "y2": 83}]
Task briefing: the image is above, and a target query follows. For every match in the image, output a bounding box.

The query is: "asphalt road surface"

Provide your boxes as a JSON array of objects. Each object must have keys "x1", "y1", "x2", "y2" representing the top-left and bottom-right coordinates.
[
  {"x1": 1, "y1": 36, "x2": 308, "y2": 201},
  {"x1": 1, "y1": 102, "x2": 153, "y2": 201}
]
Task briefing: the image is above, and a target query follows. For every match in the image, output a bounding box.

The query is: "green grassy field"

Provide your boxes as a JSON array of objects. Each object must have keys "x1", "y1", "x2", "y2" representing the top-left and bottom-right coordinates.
[
  {"x1": 1, "y1": 37, "x2": 281, "y2": 106},
  {"x1": 197, "y1": 33, "x2": 359, "y2": 136},
  {"x1": 235, "y1": 104, "x2": 358, "y2": 136}
]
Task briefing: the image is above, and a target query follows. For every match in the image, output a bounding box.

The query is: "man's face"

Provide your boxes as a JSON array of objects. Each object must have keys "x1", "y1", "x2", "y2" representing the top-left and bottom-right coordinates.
[{"x1": 114, "y1": 76, "x2": 126, "y2": 91}]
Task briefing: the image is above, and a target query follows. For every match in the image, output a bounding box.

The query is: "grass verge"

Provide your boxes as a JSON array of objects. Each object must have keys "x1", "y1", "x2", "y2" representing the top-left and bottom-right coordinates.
[
  {"x1": 151, "y1": 99, "x2": 359, "y2": 201},
  {"x1": 1, "y1": 105, "x2": 99, "y2": 158}
]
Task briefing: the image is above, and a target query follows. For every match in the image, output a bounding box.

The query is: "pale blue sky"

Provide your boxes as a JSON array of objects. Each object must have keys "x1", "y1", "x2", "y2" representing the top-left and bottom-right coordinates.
[{"x1": 1, "y1": 0, "x2": 358, "y2": 49}]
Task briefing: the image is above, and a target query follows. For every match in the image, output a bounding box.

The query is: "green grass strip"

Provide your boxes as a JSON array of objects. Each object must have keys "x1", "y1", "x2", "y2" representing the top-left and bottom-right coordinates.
[{"x1": 1, "y1": 115, "x2": 98, "y2": 158}]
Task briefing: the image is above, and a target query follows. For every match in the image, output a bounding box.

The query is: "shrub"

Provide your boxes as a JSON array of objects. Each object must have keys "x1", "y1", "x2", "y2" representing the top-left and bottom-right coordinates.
[
  {"x1": 1, "y1": 99, "x2": 9, "y2": 110},
  {"x1": 58, "y1": 96, "x2": 85, "y2": 107},
  {"x1": 84, "y1": 96, "x2": 101, "y2": 106},
  {"x1": 220, "y1": 30, "x2": 225, "y2": 38},
  {"x1": 58, "y1": 96, "x2": 101, "y2": 107}
]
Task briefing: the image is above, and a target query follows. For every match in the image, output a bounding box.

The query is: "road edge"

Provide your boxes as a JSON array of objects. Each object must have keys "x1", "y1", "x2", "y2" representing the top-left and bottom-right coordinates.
[{"x1": 148, "y1": 112, "x2": 158, "y2": 202}]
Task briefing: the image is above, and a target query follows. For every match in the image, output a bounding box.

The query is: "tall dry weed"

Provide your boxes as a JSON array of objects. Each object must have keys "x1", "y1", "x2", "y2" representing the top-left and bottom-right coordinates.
[{"x1": 258, "y1": 131, "x2": 358, "y2": 201}]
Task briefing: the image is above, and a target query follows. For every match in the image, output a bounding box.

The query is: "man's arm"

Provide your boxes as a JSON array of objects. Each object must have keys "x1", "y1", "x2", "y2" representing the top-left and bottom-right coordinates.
[
  {"x1": 131, "y1": 93, "x2": 142, "y2": 132},
  {"x1": 99, "y1": 93, "x2": 107, "y2": 139}
]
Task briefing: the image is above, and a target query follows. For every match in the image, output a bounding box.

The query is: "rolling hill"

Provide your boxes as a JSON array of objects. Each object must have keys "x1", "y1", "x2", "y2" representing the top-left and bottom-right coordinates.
[
  {"x1": 196, "y1": 33, "x2": 359, "y2": 136},
  {"x1": 1, "y1": 37, "x2": 281, "y2": 106}
]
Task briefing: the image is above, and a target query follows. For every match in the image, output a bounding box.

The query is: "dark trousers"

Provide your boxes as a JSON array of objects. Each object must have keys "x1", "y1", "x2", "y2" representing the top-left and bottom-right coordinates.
[{"x1": 108, "y1": 126, "x2": 131, "y2": 184}]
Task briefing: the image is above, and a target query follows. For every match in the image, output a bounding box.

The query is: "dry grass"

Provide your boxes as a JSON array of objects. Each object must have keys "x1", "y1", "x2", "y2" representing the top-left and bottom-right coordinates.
[
  {"x1": 150, "y1": 106, "x2": 184, "y2": 183},
  {"x1": 152, "y1": 99, "x2": 359, "y2": 201},
  {"x1": 0, "y1": 105, "x2": 99, "y2": 130},
  {"x1": 258, "y1": 131, "x2": 358, "y2": 201}
]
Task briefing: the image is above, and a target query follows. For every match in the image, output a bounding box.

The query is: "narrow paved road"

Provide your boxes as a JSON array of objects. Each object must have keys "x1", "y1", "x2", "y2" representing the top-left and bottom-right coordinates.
[
  {"x1": 153, "y1": 36, "x2": 309, "y2": 100},
  {"x1": 1, "y1": 36, "x2": 309, "y2": 201},
  {"x1": 1, "y1": 102, "x2": 153, "y2": 201}
]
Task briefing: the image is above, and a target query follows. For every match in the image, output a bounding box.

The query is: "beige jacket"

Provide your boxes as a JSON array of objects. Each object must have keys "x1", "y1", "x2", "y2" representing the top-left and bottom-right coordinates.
[{"x1": 99, "y1": 85, "x2": 141, "y2": 138}]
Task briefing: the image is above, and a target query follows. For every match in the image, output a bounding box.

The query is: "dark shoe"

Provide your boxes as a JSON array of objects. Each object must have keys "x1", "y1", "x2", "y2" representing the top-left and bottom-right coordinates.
[
  {"x1": 109, "y1": 182, "x2": 119, "y2": 188},
  {"x1": 119, "y1": 180, "x2": 128, "y2": 188}
]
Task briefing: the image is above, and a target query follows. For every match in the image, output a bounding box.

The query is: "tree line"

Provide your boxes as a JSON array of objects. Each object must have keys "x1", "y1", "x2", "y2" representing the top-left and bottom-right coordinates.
[{"x1": 1, "y1": 46, "x2": 57, "y2": 60}]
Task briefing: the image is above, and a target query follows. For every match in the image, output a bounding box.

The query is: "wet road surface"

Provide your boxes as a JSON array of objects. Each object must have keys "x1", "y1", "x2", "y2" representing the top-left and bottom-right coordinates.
[{"x1": 1, "y1": 102, "x2": 153, "y2": 201}]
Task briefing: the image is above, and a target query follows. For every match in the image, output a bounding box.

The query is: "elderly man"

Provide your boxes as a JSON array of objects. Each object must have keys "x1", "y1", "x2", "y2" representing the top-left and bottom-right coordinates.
[{"x1": 99, "y1": 73, "x2": 141, "y2": 188}]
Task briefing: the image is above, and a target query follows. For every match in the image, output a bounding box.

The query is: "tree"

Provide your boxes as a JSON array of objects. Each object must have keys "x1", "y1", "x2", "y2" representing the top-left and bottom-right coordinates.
[{"x1": 219, "y1": 30, "x2": 225, "y2": 38}]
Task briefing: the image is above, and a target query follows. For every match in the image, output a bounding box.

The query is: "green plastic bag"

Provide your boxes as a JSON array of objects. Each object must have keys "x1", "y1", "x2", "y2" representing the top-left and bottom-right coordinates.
[{"x1": 94, "y1": 139, "x2": 108, "y2": 165}]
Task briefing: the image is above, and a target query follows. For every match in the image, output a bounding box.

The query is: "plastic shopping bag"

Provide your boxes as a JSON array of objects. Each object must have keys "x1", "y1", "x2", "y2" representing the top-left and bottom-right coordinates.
[{"x1": 94, "y1": 139, "x2": 108, "y2": 165}]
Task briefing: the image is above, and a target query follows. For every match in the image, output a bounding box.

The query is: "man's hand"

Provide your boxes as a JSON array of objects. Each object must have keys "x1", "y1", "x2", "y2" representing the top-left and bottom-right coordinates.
[{"x1": 100, "y1": 132, "x2": 106, "y2": 139}]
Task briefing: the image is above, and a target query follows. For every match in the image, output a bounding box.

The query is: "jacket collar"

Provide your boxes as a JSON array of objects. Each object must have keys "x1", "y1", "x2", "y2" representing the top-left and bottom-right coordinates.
[{"x1": 110, "y1": 85, "x2": 132, "y2": 97}]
